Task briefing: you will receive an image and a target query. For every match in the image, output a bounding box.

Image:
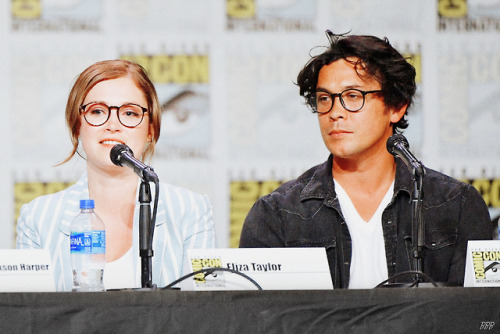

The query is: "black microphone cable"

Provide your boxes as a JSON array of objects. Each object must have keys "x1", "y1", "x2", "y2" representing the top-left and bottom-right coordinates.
[
  {"x1": 162, "y1": 268, "x2": 263, "y2": 290},
  {"x1": 375, "y1": 271, "x2": 439, "y2": 288}
]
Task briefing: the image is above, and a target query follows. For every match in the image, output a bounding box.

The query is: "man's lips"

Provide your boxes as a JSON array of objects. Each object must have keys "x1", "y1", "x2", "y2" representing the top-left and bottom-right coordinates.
[{"x1": 329, "y1": 130, "x2": 351, "y2": 137}]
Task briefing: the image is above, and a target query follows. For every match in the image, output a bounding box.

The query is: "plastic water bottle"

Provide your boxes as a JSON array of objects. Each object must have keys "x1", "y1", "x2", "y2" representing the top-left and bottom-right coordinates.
[{"x1": 70, "y1": 199, "x2": 106, "y2": 292}]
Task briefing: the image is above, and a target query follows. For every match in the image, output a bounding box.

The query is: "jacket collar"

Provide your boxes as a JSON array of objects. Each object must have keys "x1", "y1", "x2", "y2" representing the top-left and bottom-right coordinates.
[
  {"x1": 300, "y1": 154, "x2": 336, "y2": 202},
  {"x1": 300, "y1": 154, "x2": 414, "y2": 202},
  {"x1": 393, "y1": 158, "x2": 414, "y2": 199}
]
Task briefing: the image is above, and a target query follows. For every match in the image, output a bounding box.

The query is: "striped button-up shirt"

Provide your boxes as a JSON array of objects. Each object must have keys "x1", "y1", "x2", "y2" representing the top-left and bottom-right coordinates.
[{"x1": 16, "y1": 172, "x2": 215, "y2": 291}]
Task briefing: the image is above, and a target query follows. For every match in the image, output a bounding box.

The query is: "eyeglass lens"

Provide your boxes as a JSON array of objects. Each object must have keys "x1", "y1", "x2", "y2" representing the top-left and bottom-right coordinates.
[
  {"x1": 83, "y1": 103, "x2": 145, "y2": 127},
  {"x1": 314, "y1": 89, "x2": 368, "y2": 113}
]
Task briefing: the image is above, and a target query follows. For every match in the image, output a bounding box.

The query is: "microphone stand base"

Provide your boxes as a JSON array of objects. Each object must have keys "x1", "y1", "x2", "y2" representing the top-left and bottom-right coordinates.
[{"x1": 106, "y1": 284, "x2": 158, "y2": 292}]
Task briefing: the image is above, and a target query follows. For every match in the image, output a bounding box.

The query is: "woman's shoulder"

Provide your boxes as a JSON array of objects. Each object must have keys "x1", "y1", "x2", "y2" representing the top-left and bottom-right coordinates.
[
  {"x1": 20, "y1": 179, "x2": 83, "y2": 217},
  {"x1": 159, "y1": 182, "x2": 210, "y2": 201},
  {"x1": 157, "y1": 182, "x2": 212, "y2": 214}
]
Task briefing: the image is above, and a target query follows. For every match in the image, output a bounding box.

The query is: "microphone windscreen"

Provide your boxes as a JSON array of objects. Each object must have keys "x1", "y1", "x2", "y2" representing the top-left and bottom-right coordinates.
[
  {"x1": 386, "y1": 134, "x2": 409, "y2": 154},
  {"x1": 110, "y1": 144, "x2": 133, "y2": 166}
]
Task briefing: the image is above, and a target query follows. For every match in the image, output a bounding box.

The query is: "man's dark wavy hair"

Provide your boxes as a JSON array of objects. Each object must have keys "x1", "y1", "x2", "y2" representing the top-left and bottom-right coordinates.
[{"x1": 296, "y1": 30, "x2": 416, "y2": 133}]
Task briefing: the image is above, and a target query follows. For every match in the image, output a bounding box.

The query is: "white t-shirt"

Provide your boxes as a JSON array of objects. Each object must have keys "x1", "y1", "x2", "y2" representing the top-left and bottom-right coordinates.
[
  {"x1": 104, "y1": 247, "x2": 137, "y2": 290},
  {"x1": 334, "y1": 179, "x2": 394, "y2": 289}
]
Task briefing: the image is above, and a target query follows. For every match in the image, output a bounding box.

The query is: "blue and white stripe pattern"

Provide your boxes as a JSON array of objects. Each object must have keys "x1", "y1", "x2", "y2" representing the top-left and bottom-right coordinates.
[{"x1": 16, "y1": 172, "x2": 215, "y2": 291}]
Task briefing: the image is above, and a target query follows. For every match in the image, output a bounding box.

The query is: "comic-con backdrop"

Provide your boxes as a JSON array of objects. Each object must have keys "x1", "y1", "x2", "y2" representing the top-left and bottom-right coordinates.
[{"x1": 1, "y1": 0, "x2": 499, "y2": 249}]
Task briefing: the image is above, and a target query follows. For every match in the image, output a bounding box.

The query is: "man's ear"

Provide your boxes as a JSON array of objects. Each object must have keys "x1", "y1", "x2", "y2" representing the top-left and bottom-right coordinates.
[{"x1": 389, "y1": 104, "x2": 408, "y2": 124}]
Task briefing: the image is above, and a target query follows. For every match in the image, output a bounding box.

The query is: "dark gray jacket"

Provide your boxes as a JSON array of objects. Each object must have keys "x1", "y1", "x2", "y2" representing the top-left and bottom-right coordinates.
[{"x1": 239, "y1": 155, "x2": 491, "y2": 288}]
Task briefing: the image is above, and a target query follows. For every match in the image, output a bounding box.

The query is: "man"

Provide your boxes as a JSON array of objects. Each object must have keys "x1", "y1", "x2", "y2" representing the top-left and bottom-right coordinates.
[{"x1": 239, "y1": 31, "x2": 491, "y2": 289}]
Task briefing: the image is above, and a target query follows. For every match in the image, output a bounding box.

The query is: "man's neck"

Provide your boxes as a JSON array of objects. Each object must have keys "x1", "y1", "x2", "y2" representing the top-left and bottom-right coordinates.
[
  {"x1": 332, "y1": 152, "x2": 396, "y2": 221},
  {"x1": 333, "y1": 150, "x2": 396, "y2": 188}
]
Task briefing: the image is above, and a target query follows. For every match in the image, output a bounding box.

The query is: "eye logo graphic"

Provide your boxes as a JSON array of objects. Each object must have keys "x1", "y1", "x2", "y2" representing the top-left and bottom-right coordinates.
[{"x1": 485, "y1": 261, "x2": 500, "y2": 276}]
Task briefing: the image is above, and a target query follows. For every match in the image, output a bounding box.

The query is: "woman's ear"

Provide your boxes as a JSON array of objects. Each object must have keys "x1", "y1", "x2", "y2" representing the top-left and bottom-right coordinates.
[{"x1": 148, "y1": 125, "x2": 154, "y2": 143}]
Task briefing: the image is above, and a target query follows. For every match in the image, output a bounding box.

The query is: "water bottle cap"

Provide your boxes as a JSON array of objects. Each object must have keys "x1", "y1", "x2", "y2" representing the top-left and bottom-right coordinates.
[{"x1": 79, "y1": 199, "x2": 95, "y2": 209}]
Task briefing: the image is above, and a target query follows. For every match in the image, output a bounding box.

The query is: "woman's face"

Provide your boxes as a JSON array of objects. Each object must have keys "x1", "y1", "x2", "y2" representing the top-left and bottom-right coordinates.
[{"x1": 79, "y1": 76, "x2": 152, "y2": 174}]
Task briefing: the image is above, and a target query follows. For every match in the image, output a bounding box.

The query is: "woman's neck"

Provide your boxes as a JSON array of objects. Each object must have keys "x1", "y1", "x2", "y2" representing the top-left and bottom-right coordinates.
[{"x1": 86, "y1": 166, "x2": 139, "y2": 212}]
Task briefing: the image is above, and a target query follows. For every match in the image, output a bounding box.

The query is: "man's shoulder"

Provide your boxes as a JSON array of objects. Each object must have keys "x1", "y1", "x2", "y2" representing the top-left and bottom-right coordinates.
[
  {"x1": 421, "y1": 167, "x2": 478, "y2": 204},
  {"x1": 262, "y1": 161, "x2": 328, "y2": 202},
  {"x1": 424, "y1": 167, "x2": 468, "y2": 188}
]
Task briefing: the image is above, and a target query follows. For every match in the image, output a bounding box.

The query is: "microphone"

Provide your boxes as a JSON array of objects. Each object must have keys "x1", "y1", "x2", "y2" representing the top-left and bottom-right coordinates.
[
  {"x1": 110, "y1": 144, "x2": 159, "y2": 182},
  {"x1": 386, "y1": 134, "x2": 425, "y2": 176}
]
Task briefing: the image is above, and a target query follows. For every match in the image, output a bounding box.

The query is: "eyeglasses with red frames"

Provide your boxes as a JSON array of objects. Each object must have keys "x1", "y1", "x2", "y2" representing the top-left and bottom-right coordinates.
[{"x1": 80, "y1": 102, "x2": 149, "y2": 128}]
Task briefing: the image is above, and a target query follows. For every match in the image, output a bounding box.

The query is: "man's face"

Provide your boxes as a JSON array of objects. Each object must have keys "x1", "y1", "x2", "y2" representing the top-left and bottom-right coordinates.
[{"x1": 316, "y1": 58, "x2": 405, "y2": 163}]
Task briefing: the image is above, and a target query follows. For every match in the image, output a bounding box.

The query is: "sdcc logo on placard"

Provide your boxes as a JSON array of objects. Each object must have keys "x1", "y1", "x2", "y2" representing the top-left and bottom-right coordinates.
[
  {"x1": 226, "y1": 0, "x2": 314, "y2": 31},
  {"x1": 11, "y1": 0, "x2": 102, "y2": 32},
  {"x1": 190, "y1": 257, "x2": 226, "y2": 287},
  {"x1": 472, "y1": 250, "x2": 500, "y2": 283},
  {"x1": 438, "y1": 0, "x2": 500, "y2": 32}
]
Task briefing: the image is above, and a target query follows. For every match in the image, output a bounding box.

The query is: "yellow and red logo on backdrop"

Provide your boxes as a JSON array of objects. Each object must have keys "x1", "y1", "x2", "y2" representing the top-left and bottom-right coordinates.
[
  {"x1": 226, "y1": 0, "x2": 314, "y2": 31},
  {"x1": 11, "y1": 0, "x2": 101, "y2": 31},
  {"x1": 227, "y1": 0, "x2": 256, "y2": 19},
  {"x1": 11, "y1": 0, "x2": 42, "y2": 19},
  {"x1": 229, "y1": 180, "x2": 285, "y2": 248},
  {"x1": 403, "y1": 52, "x2": 422, "y2": 85},
  {"x1": 463, "y1": 178, "x2": 500, "y2": 208},
  {"x1": 121, "y1": 54, "x2": 209, "y2": 85},
  {"x1": 438, "y1": 0, "x2": 467, "y2": 18},
  {"x1": 14, "y1": 181, "x2": 73, "y2": 222},
  {"x1": 13, "y1": 181, "x2": 74, "y2": 244},
  {"x1": 438, "y1": 0, "x2": 500, "y2": 32}
]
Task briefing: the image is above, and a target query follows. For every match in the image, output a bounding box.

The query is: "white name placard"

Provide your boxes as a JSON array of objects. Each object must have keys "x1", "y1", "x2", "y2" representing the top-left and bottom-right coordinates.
[
  {"x1": 464, "y1": 240, "x2": 500, "y2": 287},
  {"x1": 181, "y1": 247, "x2": 333, "y2": 291},
  {"x1": 0, "y1": 249, "x2": 55, "y2": 292}
]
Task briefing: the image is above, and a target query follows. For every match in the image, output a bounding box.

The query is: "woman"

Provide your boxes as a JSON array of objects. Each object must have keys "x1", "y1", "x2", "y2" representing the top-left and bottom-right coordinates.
[{"x1": 16, "y1": 59, "x2": 215, "y2": 291}]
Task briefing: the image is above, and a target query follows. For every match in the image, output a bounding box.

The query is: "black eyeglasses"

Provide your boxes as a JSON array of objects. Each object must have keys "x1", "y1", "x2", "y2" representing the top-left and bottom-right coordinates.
[
  {"x1": 80, "y1": 102, "x2": 149, "y2": 128},
  {"x1": 311, "y1": 89, "x2": 382, "y2": 114}
]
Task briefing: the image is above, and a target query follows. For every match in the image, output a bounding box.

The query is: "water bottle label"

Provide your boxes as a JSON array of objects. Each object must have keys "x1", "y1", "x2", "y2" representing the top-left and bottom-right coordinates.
[{"x1": 70, "y1": 231, "x2": 106, "y2": 254}]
